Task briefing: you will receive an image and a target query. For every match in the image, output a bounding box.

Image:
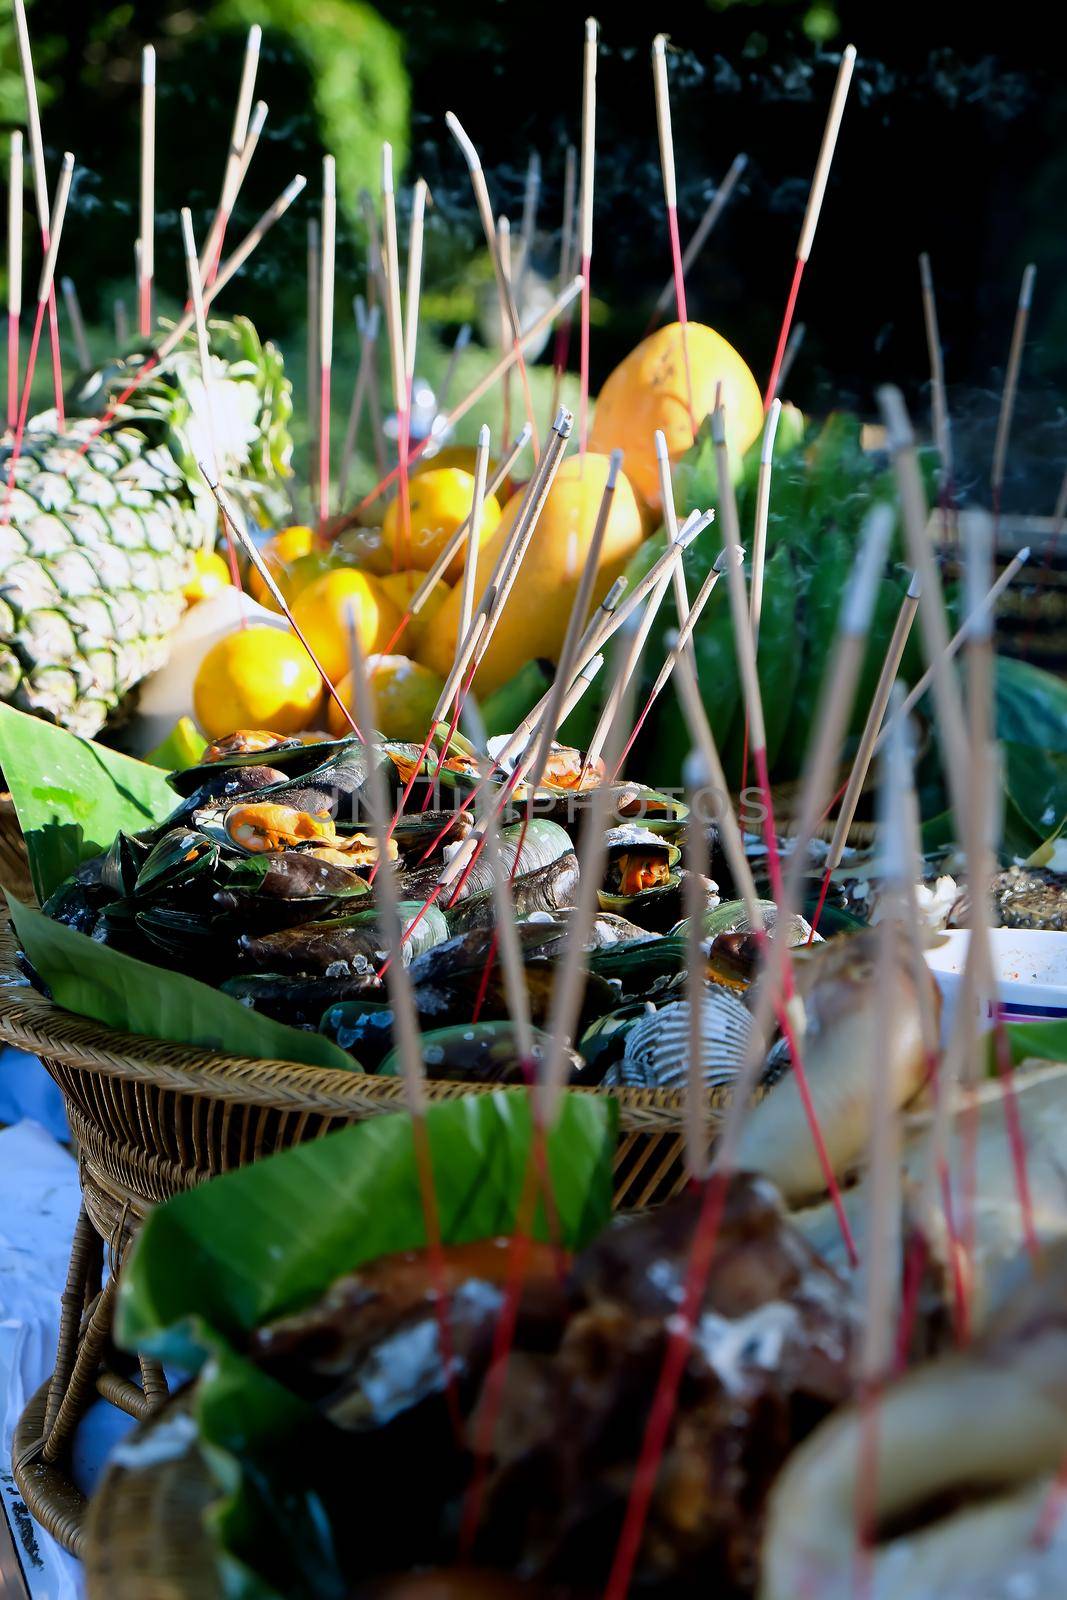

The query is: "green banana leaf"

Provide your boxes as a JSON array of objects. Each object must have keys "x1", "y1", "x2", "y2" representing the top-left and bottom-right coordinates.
[
  {"x1": 7, "y1": 896, "x2": 355, "y2": 1074},
  {"x1": 0, "y1": 703, "x2": 176, "y2": 902},
  {"x1": 995, "y1": 657, "x2": 1067, "y2": 838},
  {"x1": 995, "y1": 1019, "x2": 1067, "y2": 1069},
  {"x1": 114, "y1": 1090, "x2": 617, "y2": 1599}
]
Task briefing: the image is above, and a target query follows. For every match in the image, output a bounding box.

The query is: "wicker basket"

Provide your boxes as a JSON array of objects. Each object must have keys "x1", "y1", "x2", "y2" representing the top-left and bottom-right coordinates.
[
  {"x1": 0, "y1": 923, "x2": 723, "y2": 1555},
  {"x1": 0, "y1": 794, "x2": 35, "y2": 905}
]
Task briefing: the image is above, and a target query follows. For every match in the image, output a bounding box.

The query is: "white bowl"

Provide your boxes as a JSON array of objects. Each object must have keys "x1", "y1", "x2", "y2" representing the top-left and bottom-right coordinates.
[{"x1": 924, "y1": 928, "x2": 1067, "y2": 1041}]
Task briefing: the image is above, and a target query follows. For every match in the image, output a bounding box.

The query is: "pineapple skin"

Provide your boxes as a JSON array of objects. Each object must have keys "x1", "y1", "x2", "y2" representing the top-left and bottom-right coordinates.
[{"x1": 0, "y1": 317, "x2": 293, "y2": 737}]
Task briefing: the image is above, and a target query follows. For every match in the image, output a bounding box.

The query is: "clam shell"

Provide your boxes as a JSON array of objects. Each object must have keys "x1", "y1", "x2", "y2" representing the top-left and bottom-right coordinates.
[{"x1": 601, "y1": 987, "x2": 752, "y2": 1091}]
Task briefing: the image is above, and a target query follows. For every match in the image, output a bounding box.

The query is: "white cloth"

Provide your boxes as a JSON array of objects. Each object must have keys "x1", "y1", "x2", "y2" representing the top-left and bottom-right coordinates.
[{"x1": 0, "y1": 1120, "x2": 84, "y2": 1598}]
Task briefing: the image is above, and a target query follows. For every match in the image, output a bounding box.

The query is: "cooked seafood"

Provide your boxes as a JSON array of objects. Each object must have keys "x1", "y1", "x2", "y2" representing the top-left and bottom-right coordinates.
[
  {"x1": 760, "y1": 1244, "x2": 1067, "y2": 1600},
  {"x1": 732, "y1": 928, "x2": 936, "y2": 1204}
]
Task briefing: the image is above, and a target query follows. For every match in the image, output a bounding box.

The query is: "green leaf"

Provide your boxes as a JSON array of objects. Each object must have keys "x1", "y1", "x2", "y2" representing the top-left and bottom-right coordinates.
[
  {"x1": 7, "y1": 897, "x2": 355, "y2": 1076},
  {"x1": 116, "y1": 1089, "x2": 617, "y2": 1366},
  {"x1": 480, "y1": 660, "x2": 552, "y2": 739},
  {"x1": 723, "y1": 545, "x2": 799, "y2": 774},
  {"x1": 0, "y1": 703, "x2": 176, "y2": 901},
  {"x1": 990, "y1": 1018, "x2": 1067, "y2": 1071},
  {"x1": 995, "y1": 655, "x2": 1067, "y2": 755}
]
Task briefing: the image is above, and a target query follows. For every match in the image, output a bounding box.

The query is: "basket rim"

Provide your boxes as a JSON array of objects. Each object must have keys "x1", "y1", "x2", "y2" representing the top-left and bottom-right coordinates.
[{"x1": 0, "y1": 922, "x2": 714, "y2": 1127}]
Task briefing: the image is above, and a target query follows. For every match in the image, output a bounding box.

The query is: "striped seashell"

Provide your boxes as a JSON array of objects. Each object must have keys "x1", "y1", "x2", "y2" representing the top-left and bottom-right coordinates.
[{"x1": 601, "y1": 986, "x2": 752, "y2": 1092}]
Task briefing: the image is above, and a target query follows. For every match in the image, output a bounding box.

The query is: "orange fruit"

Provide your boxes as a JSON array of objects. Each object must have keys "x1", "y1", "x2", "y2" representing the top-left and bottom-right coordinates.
[
  {"x1": 289, "y1": 569, "x2": 400, "y2": 685},
  {"x1": 328, "y1": 655, "x2": 445, "y2": 742},
  {"x1": 193, "y1": 626, "x2": 322, "y2": 739},
  {"x1": 382, "y1": 467, "x2": 502, "y2": 582},
  {"x1": 335, "y1": 524, "x2": 395, "y2": 577},
  {"x1": 376, "y1": 569, "x2": 452, "y2": 658},
  {"x1": 248, "y1": 525, "x2": 317, "y2": 609},
  {"x1": 418, "y1": 453, "x2": 645, "y2": 696},
  {"x1": 183, "y1": 549, "x2": 232, "y2": 604},
  {"x1": 589, "y1": 321, "x2": 763, "y2": 509}
]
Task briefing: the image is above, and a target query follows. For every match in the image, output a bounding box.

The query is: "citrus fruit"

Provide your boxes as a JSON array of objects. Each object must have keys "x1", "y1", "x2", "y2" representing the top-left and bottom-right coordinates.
[
  {"x1": 418, "y1": 452, "x2": 645, "y2": 696},
  {"x1": 376, "y1": 569, "x2": 452, "y2": 657},
  {"x1": 328, "y1": 654, "x2": 445, "y2": 742},
  {"x1": 193, "y1": 626, "x2": 323, "y2": 738},
  {"x1": 183, "y1": 548, "x2": 232, "y2": 604},
  {"x1": 290, "y1": 569, "x2": 400, "y2": 685},
  {"x1": 335, "y1": 524, "x2": 395, "y2": 577},
  {"x1": 247, "y1": 525, "x2": 316, "y2": 608},
  {"x1": 589, "y1": 321, "x2": 763, "y2": 509},
  {"x1": 382, "y1": 467, "x2": 502, "y2": 582}
]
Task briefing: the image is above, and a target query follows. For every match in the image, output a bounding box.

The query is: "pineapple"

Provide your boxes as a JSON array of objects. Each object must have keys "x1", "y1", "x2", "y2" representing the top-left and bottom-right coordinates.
[{"x1": 0, "y1": 316, "x2": 293, "y2": 736}]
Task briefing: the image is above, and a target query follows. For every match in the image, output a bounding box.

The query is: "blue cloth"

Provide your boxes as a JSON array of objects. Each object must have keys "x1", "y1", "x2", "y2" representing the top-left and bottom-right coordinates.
[{"x1": 0, "y1": 1048, "x2": 71, "y2": 1141}]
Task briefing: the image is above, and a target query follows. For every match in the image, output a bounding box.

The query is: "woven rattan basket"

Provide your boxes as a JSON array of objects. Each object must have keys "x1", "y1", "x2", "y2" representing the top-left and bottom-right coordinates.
[
  {"x1": 0, "y1": 920, "x2": 733, "y2": 1555},
  {"x1": 0, "y1": 794, "x2": 35, "y2": 905}
]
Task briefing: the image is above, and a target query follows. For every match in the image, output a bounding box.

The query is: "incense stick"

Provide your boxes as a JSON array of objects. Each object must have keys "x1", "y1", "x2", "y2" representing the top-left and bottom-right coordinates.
[
  {"x1": 990, "y1": 262, "x2": 1036, "y2": 514},
  {"x1": 139, "y1": 45, "x2": 156, "y2": 336},
  {"x1": 318, "y1": 156, "x2": 337, "y2": 525},
  {"x1": 808, "y1": 572, "x2": 921, "y2": 937},
  {"x1": 6, "y1": 131, "x2": 23, "y2": 429},
  {"x1": 652, "y1": 34, "x2": 695, "y2": 427},
  {"x1": 878, "y1": 386, "x2": 970, "y2": 835},
  {"x1": 380, "y1": 143, "x2": 411, "y2": 567},
  {"x1": 750, "y1": 398, "x2": 782, "y2": 648},
  {"x1": 445, "y1": 111, "x2": 539, "y2": 452},
  {"x1": 404, "y1": 177, "x2": 429, "y2": 388},
  {"x1": 438, "y1": 321, "x2": 471, "y2": 414},
  {"x1": 497, "y1": 216, "x2": 514, "y2": 446},
  {"x1": 763, "y1": 44, "x2": 856, "y2": 408},
  {"x1": 338, "y1": 298, "x2": 381, "y2": 503},
  {"x1": 578, "y1": 17, "x2": 598, "y2": 456},
  {"x1": 60, "y1": 276, "x2": 91, "y2": 371},
  {"x1": 207, "y1": 475, "x2": 359, "y2": 735},
  {"x1": 11, "y1": 0, "x2": 63, "y2": 418},
  {"x1": 306, "y1": 216, "x2": 320, "y2": 507},
  {"x1": 873, "y1": 546, "x2": 1029, "y2": 760},
  {"x1": 774, "y1": 321, "x2": 805, "y2": 398},
  {"x1": 650, "y1": 152, "x2": 748, "y2": 322},
  {"x1": 550, "y1": 143, "x2": 578, "y2": 423},
  {"x1": 684, "y1": 751, "x2": 713, "y2": 1180},
  {"x1": 459, "y1": 425, "x2": 491, "y2": 645},
  {"x1": 919, "y1": 252, "x2": 952, "y2": 492},
  {"x1": 353, "y1": 275, "x2": 583, "y2": 517},
  {"x1": 2, "y1": 152, "x2": 73, "y2": 520},
  {"x1": 200, "y1": 24, "x2": 261, "y2": 284},
  {"x1": 77, "y1": 174, "x2": 308, "y2": 455}
]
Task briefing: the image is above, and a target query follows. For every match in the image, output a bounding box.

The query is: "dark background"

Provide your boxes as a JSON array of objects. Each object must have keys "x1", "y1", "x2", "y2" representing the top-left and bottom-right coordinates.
[{"x1": 5, "y1": 0, "x2": 1067, "y2": 511}]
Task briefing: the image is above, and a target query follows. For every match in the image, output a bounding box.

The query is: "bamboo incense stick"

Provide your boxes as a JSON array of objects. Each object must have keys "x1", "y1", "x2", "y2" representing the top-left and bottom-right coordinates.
[
  {"x1": 578, "y1": 17, "x2": 597, "y2": 456},
  {"x1": 459, "y1": 425, "x2": 491, "y2": 645},
  {"x1": 684, "y1": 750, "x2": 713, "y2": 1179},
  {"x1": 517, "y1": 148, "x2": 541, "y2": 300},
  {"x1": 438, "y1": 321, "x2": 471, "y2": 414},
  {"x1": 3, "y1": 152, "x2": 74, "y2": 520},
  {"x1": 380, "y1": 142, "x2": 411, "y2": 565},
  {"x1": 990, "y1": 262, "x2": 1036, "y2": 514},
  {"x1": 919, "y1": 252, "x2": 952, "y2": 492},
  {"x1": 445, "y1": 111, "x2": 539, "y2": 452},
  {"x1": 139, "y1": 45, "x2": 156, "y2": 336},
  {"x1": 353, "y1": 274, "x2": 583, "y2": 517},
  {"x1": 339, "y1": 298, "x2": 381, "y2": 503},
  {"x1": 581, "y1": 551, "x2": 677, "y2": 772},
  {"x1": 60, "y1": 276, "x2": 91, "y2": 370},
  {"x1": 652, "y1": 34, "x2": 695, "y2": 427},
  {"x1": 873, "y1": 546, "x2": 1029, "y2": 760},
  {"x1": 7, "y1": 131, "x2": 23, "y2": 429},
  {"x1": 878, "y1": 385, "x2": 970, "y2": 836},
  {"x1": 12, "y1": 0, "x2": 63, "y2": 418},
  {"x1": 306, "y1": 216, "x2": 320, "y2": 505},
  {"x1": 318, "y1": 156, "x2": 337, "y2": 525},
  {"x1": 497, "y1": 215, "x2": 514, "y2": 446},
  {"x1": 750, "y1": 398, "x2": 782, "y2": 647},
  {"x1": 200, "y1": 24, "x2": 261, "y2": 284},
  {"x1": 808, "y1": 572, "x2": 921, "y2": 938},
  {"x1": 549, "y1": 143, "x2": 578, "y2": 423},
  {"x1": 404, "y1": 177, "x2": 429, "y2": 389},
  {"x1": 77, "y1": 174, "x2": 308, "y2": 455},
  {"x1": 613, "y1": 544, "x2": 737, "y2": 777},
  {"x1": 650, "y1": 152, "x2": 748, "y2": 322},
  {"x1": 774, "y1": 322, "x2": 805, "y2": 400},
  {"x1": 208, "y1": 475, "x2": 359, "y2": 735},
  {"x1": 181, "y1": 210, "x2": 221, "y2": 478},
  {"x1": 763, "y1": 44, "x2": 856, "y2": 408}
]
